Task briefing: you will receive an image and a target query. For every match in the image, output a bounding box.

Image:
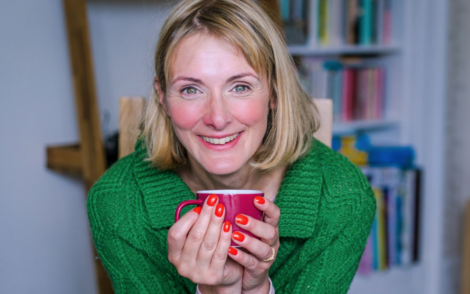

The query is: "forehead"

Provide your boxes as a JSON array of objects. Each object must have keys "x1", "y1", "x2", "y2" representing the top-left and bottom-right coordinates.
[{"x1": 169, "y1": 33, "x2": 257, "y2": 80}]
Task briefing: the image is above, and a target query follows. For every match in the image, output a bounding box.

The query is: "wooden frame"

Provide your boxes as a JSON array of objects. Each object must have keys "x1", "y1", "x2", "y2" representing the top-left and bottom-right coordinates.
[{"x1": 46, "y1": 0, "x2": 111, "y2": 293}]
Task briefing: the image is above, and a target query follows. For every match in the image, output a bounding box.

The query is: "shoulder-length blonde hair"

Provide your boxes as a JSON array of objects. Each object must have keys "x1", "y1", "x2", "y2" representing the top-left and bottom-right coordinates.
[{"x1": 140, "y1": 0, "x2": 320, "y2": 171}]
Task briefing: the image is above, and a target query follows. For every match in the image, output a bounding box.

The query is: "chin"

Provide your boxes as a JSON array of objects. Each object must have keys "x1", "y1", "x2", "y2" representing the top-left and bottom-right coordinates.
[{"x1": 202, "y1": 160, "x2": 245, "y2": 176}]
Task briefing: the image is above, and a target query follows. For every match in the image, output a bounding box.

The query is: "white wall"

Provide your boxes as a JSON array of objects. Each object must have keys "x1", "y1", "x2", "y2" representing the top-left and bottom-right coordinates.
[
  {"x1": 0, "y1": 1, "x2": 97, "y2": 293},
  {"x1": 87, "y1": 0, "x2": 174, "y2": 137},
  {"x1": 0, "y1": 0, "x2": 172, "y2": 293},
  {"x1": 443, "y1": 0, "x2": 470, "y2": 292}
]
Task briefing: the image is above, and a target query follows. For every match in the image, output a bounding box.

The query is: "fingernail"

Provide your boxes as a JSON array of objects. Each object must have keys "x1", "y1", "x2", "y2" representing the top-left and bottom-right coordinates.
[
  {"x1": 235, "y1": 214, "x2": 248, "y2": 225},
  {"x1": 228, "y1": 247, "x2": 238, "y2": 255},
  {"x1": 232, "y1": 231, "x2": 245, "y2": 242},
  {"x1": 215, "y1": 204, "x2": 224, "y2": 217},
  {"x1": 254, "y1": 196, "x2": 265, "y2": 204},
  {"x1": 223, "y1": 221, "x2": 231, "y2": 232},
  {"x1": 207, "y1": 194, "x2": 218, "y2": 207},
  {"x1": 193, "y1": 207, "x2": 202, "y2": 214}
]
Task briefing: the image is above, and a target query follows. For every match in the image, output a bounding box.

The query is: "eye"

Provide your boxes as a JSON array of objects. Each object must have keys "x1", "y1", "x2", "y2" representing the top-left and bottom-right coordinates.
[
  {"x1": 233, "y1": 85, "x2": 250, "y2": 93},
  {"x1": 181, "y1": 87, "x2": 199, "y2": 95}
]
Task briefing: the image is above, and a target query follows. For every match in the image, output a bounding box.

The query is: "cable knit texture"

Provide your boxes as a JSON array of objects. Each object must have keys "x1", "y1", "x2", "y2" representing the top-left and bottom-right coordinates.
[{"x1": 87, "y1": 138, "x2": 376, "y2": 293}]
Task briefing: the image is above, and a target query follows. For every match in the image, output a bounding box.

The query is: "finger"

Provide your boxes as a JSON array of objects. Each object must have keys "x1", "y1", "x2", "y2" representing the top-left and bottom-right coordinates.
[
  {"x1": 231, "y1": 231, "x2": 276, "y2": 264},
  {"x1": 181, "y1": 194, "x2": 219, "y2": 263},
  {"x1": 209, "y1": 220, "x2": 232, "y2": 273},
  {"x1": 234, "y1": 214, "x2": 277, "y2": 245},
  {"x1": 197, "y1": 203, "x2": 226, "y2": 268},
  {"x1": 168, "y1": 207, "x2": 201, "y2": 261},
  {"x1": 227, "y1": 241, "x2": 272, "y2": 276},
  {"x1": 253, "y1": 196, "x2": 280, "y2": 227}
]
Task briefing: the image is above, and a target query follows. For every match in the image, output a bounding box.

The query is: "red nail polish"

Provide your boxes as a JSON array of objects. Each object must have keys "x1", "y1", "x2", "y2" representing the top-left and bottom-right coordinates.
[
  {"x1": 235, "y1": 214, "x2": 248, "y2": 225},
  {"x1": 228, "y1": 247, "x2": 238, "y2": 255},
  {"x1": 254, "y1": 196, "x2": 265, "y2": 204},
  {"x1": 207, "y1": 194, "x2": 218, "y2": 207},
  {"x1": 223, "y1": 221, "x2": 231, "y2": 232},
  {"x1": 193, "y1": 207, "x2": 202, "y2": 214},
  {"x1": 232, "y1": 232, "x2": 245, "y2": 242},
  {"x1": 215, "y1": 204, "x2": 224, "y2": 217}
]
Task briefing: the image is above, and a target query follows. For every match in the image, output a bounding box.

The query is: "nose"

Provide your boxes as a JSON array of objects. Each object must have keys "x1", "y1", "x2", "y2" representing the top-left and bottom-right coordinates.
[{"x1": 203, "y1": 92, "x2": 232, "y2": 130}]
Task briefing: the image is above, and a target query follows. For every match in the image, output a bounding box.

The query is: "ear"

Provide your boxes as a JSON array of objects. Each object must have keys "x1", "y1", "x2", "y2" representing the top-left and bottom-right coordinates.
[
  {"x1": 269, "y1": 94, "x2": 277, "y2": 110},
  {"x1": 155, "y1": 77, "x2": 170, "y2": 116}
]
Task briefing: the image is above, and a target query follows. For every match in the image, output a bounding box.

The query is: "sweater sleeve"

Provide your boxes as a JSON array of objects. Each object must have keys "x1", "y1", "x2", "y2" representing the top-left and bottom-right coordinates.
[
  {"x1": 87, "y1": 187, "x2": 196, "y2": 294},
  {"x1": 274, "y1": 174, "x2": 376, "y2": 293}
]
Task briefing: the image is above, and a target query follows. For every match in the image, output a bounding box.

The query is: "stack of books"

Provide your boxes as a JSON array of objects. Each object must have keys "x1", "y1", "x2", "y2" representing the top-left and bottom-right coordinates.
[
  {"x1": 298, "y1": 59, "x2": 385, "y2": 122},
  {"x1": 357, "y1": 167, "x2": 421, "y2": 274},
  {"x1": 282, "y1": 0, "x2": 393, "y2": 46}
]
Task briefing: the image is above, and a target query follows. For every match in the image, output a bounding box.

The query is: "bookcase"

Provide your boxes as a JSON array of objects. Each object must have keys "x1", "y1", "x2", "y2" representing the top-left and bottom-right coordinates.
[{"x1": 277, "y1": 0, "x2": 450, "y2": 293}]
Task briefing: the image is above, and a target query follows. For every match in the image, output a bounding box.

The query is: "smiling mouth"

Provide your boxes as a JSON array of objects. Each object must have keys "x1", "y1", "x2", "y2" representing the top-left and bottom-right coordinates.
[{"x1": 201, "y1": 132, "x2": 240, "y2": 145}]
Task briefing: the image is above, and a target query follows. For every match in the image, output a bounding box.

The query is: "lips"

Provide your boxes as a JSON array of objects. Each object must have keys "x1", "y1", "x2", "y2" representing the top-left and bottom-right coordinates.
[{"x1": 201, "y1": 132, "x2": 240, "y2": 145}]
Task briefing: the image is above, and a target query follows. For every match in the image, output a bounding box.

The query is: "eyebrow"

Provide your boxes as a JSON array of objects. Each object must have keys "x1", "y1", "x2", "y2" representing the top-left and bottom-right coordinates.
[
  {"x1": 226, "y1": 73, "x2": 259, "y2": 83},
  {"x1": 171, "y1": 73, "x2": 259, "y2": 86}
]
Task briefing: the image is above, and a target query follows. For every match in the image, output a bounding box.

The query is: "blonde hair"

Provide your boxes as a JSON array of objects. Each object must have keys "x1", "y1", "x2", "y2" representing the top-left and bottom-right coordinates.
[{"x1": 141, "y1": 0, "x2": 320, "y2": 171}]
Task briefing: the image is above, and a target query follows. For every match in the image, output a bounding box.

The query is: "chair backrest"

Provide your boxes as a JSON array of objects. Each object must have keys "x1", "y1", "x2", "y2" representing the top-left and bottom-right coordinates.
[{"x1": 118, "y1": 97, "x2": 332, "y2": 159}]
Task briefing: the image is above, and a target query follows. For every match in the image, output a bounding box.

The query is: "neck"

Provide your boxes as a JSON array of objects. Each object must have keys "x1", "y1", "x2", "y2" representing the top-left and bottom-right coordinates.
[
  {"x1": 176, "y1": 158, "x2": 288, "y2": 201},
  {"x1": 177, "y1": 160, "x2": 259, "y2": 192}
]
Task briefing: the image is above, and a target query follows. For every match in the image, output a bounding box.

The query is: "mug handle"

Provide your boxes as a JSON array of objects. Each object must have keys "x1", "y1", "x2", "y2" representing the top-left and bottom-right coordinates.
[{"x1": 175, "y1": 200, "x2": 203, "y2": 222}]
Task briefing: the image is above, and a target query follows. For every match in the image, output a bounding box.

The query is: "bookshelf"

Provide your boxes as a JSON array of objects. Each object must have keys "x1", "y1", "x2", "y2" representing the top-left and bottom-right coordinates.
[
  {"x1": 288, "y1": 45, "x2": 400, "y2": 56},
  {"x1": 332, "y1": 118, "x2": 400, "y2": 135},
  {"x1": 278, "y1": 0, "x2": 450, "y2": 293}
]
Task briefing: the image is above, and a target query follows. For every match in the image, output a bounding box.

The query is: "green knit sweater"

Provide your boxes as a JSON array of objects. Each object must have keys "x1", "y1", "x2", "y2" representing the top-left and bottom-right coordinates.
[{"x1": 87, "y1": 138, "x2": 376, "y2": 294}]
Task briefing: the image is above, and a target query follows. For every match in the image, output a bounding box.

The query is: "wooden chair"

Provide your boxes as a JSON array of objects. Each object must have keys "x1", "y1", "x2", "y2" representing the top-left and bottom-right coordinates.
[{"x1": 118, "y1": 97, "x2": 333, "y2": 159}]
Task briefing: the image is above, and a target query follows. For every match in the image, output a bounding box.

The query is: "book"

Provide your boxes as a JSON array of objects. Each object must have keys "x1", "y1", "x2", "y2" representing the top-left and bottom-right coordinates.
[
  {"x1": 307, "y1": 0, "x2": 319, "y2": 47},
  {"x1": 318, "y1": 0, "x2": 329, "y2": 45},
  {"x1": 359, "y1": 0, "x2": 374, "y2": 45},
  {"x1": 346, "y1": 0, "x2": 359, "y2": 44},
  {"x1": 383, "y1": 0, "x2": 392, "y2": 44},
  {"x1": 328, "y1": 0, "x2": 343, "y2": 46}
]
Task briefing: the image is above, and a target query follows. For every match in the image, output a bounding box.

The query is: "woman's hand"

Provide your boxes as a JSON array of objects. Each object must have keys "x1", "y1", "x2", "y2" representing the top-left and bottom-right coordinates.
[
  {"x1": 228, "y1": 196, "x2": 280, "y2": 294},
  {"x1": 167, "y1": 195, "x2": 243, "y2": 293}
]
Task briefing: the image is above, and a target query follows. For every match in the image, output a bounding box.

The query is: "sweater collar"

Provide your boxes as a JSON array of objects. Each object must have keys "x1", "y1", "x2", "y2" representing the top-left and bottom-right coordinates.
[{"x1": 133, "y1": 138, "x2": 323, "y2": 239}]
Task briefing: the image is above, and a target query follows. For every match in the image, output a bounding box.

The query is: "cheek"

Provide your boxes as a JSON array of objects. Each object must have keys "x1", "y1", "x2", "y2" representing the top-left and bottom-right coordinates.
[
  {"x1": 232, "y1": 100, "x2": 269, "y2": 127},
  {"x1": 168, "y1": 101, "x2": 203, "y2": 130}
]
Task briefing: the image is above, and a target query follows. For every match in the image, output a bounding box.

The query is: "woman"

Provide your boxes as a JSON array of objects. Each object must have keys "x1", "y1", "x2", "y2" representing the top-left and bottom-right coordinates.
[{"x1": 87, "y1": 0, "x2": 376, "y2": 293}]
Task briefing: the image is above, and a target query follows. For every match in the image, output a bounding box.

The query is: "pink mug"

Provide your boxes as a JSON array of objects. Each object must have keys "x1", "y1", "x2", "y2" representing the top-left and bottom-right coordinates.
[{"x1": 175, "y1": 190, "x2": 264, "y2": 247}]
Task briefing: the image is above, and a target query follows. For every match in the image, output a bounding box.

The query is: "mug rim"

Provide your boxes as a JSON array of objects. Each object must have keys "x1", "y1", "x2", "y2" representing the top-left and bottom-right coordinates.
[{"x1": 196, "y1": 189, "x2": 263, "y2": 194}]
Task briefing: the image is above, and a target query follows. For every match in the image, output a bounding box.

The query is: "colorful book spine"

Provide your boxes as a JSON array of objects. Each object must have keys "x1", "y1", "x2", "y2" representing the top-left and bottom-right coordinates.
[
  {"x1": 383, "y1": 0, "x2": 392, "y2": 44},
  {"x1": 287, "y1": 0, "x2": 392, "y2": 47},
  {"x1": 359, "y1": 0, "x2": 372, "y2": 45},
  {"x1": 341, "y1": 69, "x2": 353, "y2": 121},
  {"x1": 307, "y1": 0, "x2": 319, "y2": 47},
  {"x1": 318, "y1": 0, "x2": 329, "y2": 45},
  {"x1": 356, "y1": 167, "x2": 421, "y2": 275},
  {"x1": 300, "y1": 58, "x2": 386, "y2": 122},
  {"x1": 280, "y1": 0, "x2": 290, "y2": 21}
]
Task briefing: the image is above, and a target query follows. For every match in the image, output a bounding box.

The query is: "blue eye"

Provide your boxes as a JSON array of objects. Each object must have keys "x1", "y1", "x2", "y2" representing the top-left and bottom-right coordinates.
[
  {"x1": 234, "y1": 85, "x2": 249, "y2": 92},
  {"x1": 182, "y1": 87, "x2": 198, "y2": 94}
]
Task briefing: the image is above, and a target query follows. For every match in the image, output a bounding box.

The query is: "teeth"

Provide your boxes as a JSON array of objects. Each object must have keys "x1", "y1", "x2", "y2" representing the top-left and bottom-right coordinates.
[{"x1": 202, "y1": 132, "x2": 240, "y2": 145}]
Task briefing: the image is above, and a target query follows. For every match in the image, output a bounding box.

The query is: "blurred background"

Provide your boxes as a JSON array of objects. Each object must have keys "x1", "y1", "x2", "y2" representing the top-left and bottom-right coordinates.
[{"x1": 1, "y1": 0, "x2": 469, "y2": 293}]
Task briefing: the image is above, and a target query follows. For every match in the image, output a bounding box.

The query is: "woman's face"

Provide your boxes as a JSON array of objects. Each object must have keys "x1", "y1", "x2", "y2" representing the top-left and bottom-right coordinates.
[{"x1": 159, "y1": 33, "x2": 272, "y2": 175}]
